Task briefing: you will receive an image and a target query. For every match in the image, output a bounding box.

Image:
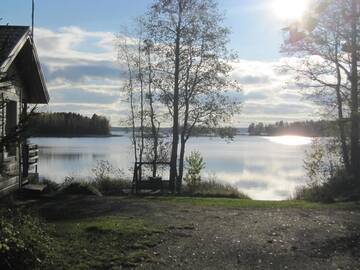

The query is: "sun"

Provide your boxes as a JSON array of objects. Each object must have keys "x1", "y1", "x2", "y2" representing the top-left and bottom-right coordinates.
[{"x1": 272, "y1": 0, "x2": 309, "y2": 21}]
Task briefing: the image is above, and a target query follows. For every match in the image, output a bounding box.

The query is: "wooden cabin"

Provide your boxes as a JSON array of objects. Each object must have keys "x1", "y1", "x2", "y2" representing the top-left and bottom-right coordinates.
[{"x1": 0, "y1": 26, "x2": 49, "y2": 197}]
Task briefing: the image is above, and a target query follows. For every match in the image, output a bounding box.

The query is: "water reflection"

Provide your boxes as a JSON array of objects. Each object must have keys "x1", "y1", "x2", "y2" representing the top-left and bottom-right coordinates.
[
  {"x1": 265, "y1": 135, "x2": 312, "y2": 146},
  {"x1": 39, "y1": 149, "x2": 85, "y2": 161},
  {"x1": 30, "y1": 135, "x2": 311, "y2": 200}
]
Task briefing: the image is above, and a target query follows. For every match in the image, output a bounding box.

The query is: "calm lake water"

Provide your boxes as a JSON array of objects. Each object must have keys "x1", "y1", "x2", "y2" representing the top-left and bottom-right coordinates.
[{"x1": 30, "y1": 134, "x2": 312, "y2": 200}]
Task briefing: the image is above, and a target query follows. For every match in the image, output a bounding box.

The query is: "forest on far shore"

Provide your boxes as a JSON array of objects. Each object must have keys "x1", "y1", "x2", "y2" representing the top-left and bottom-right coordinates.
[
  {"x1": 248, "y1": 120, "x2": 337, "y2": 137},
  {"x1": 28, "y1": 112, "x2": 111, "y2": 137}
]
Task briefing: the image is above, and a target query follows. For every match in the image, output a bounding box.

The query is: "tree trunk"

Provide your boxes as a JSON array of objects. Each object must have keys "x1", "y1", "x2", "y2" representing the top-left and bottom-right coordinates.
[
  {"x1": 169, "y1": 7, "x2": 182, "y2": 193},
  {"x1": 123, "y1": 44, "x2": 138, "y2": 192},
  {"x1": 151, "y1": 125, "x2": 158, "y2": 177},
  {"x1": 147, "y1": 51, "x2": 158, "y2": 177},
  {"x1": 334, "y1": 44, "x2": 350, "y2": 173},
  {"x1": 138, "y1": 42, "x2": 145, "y2": 181},
  {"x1": 350, "y1": 0, "x2": 359, "y2": 178},
  {"x1": 177, "y1": 133, "x2": 186, "y2": 193},
  {"x1": 127, "y1": 70, "x2": 137, "y2": 164},
  {"x1": 177, "y1": 94, "x2": 190, "y2": 193}
]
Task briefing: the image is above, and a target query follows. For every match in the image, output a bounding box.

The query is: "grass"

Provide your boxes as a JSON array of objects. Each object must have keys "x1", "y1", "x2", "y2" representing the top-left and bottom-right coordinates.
[
  {"x1": 183, "y1": 180, "x2": 250, "y2": 199},
  {"x1": 48, "y1": 216, "x2": 164, "y2": 269},
  {"x1": 9, "y1": 193, "x2": 359, "y2": 269},
  {"x1": 152, "y1": 196, "x2": 360, "y2": 210}
]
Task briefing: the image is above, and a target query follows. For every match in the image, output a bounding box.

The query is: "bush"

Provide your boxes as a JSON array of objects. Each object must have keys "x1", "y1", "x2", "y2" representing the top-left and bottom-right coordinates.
[
  {"x1": 40, "y1": 178, "x2": 60, "y2": 193},
  {"x1": 92, "y1": 160, "x2": 123, "y2": 182},
  {"x1": 293, "y1": 170, "x2": 360, "y2": 202},
  {"x1": 90, "y1": 160, "x2": 130, "y2": 195},
  {"x1": 297, "y1": 139, "x2": 360, "y2": 202},
  {"x1": 60, "y1": 180, "x2": 102, "y2": 197},
  {"x1": 183, "y1": 151, "x2": 205, "y2": 192},
  {"x1": 324, "y1": 171, "x2": 360, "y2": 201},
  {"x1": 0, "y1": 209, "x2": 53, "y2": 270},
  {"x1": 94, "y1": 177, "x2": 132, "y2": 196},
  {"x1": 184, "y1": 180, "x2": 250, "y2": 199},
  {"x1": 292, "y1": 185, "x2": 332, "y2": 203},
  {"x1": 59, "y1": 175, "x2": 132, "y2": 197},
  {"x1": 182, "y1": 152, "x2": 249, "y2": 199},
  {"x1": 183, "y1": 172, "x2": 250, "y2": 199}
]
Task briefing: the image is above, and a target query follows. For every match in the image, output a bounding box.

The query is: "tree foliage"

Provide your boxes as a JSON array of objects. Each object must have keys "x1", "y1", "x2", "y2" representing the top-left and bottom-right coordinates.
[
  {"x1": 282, "y1": 0, "x2": 360, "y2": 199},
  {"x1": 281, "y1": 0, "x2": 360, "y2": 179},
  {"x1": 183, "y1": 151, "x2": 205, "y2": 191},
  {"x1": 0, "y1": 209, "x2": 54, "y2": 270},
  {"x1": 140, "y1": 0, "x2": 241, "y2": 191}
]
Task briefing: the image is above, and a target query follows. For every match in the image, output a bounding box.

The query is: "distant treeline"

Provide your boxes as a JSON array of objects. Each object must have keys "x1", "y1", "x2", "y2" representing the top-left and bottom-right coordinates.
[
  {"x1": 113, "y1": 126, "x2": 238, "y2": 138},
  {"x1": 248, "y1": 120, "x2": 336, "y2": 137},
  {"x1": 29, "y1": 112, "x2": 111, "y2": 136},
  {"x1": 189, "y1": 126, "x2": 238, "y2": 138}
]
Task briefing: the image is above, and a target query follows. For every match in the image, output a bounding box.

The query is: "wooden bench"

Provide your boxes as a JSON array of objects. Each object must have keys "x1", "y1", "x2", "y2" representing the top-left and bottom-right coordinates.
[
  {"x1": 132, "y1": 161, "x2": 172, "y2": 194},
  {"x1": 137, "y1": 177, "x2": 163, "y2": 191}
]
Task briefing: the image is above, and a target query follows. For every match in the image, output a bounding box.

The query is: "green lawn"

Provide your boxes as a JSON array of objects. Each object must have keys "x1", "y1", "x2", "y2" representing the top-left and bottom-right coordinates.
[
  {"x1": 49, "y1": 216, "x2": 164, "y2": 269},
  {"x1": 152, "y1": 196, "x2": 360, "y2": 209}
]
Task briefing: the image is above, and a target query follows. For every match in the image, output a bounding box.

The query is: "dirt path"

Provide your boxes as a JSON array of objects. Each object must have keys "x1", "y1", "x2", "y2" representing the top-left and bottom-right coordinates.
[{"x1": 35, "y1": 196, "x2": 360, "y2": 270}]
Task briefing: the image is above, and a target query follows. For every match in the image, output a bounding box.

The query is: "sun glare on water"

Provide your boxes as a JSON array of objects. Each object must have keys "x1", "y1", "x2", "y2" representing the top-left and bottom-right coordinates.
[
  {"x1": 272, "y1": 0, "x2": 309, "y2": 21},
  {"x1": 266, "y1": 136, "x2": 312, "y2": 146}
]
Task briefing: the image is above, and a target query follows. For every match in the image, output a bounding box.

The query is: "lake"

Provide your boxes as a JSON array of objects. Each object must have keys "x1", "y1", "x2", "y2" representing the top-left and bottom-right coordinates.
[{"x1": 30, "y1": 134, "x2": 312, "y2": 200}]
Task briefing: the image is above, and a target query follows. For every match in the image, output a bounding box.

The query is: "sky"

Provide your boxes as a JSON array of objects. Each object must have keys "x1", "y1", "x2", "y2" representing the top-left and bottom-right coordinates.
[{"x1": 2, "y1": 0, "x2": 317, "y2": 127}]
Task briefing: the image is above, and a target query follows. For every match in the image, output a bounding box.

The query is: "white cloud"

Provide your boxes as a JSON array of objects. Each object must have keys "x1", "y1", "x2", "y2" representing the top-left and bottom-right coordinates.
[
  {"x1": 34, "y1": 26, "x2": 318, "y2": 127},
  {"x1": 231, "y1": 58, "x2": 319, "y2": 126}
]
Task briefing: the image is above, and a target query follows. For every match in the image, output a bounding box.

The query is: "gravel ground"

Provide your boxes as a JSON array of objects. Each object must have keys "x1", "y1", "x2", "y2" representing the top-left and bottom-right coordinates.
[{"x1": 34, "y1": 196, "x2": 360, "y2": 270}]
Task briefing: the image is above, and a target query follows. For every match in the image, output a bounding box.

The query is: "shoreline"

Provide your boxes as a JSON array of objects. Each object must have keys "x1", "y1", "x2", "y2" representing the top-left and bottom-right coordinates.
[{"x1": 30, "y1": 134, "x2": 123, "y2": 138}]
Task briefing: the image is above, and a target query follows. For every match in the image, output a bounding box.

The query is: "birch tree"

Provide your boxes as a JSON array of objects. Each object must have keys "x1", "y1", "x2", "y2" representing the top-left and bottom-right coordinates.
[
  {"x1": 143, "y1": 0, "x2": 241, "y2": 192},
  {"x1": 281, "y1": 0, "x2": 359, "y2": 179},
  {"x1": 118, "y1": 27, "x2": 168, "y2": 180}
]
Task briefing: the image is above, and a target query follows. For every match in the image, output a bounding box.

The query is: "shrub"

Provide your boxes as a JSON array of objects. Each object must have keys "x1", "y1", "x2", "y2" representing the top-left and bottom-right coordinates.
[
  {"x1": 303, "y1": 139, "x2": 340, "y2": 185},
  {"x1": 185, "y1": 180, "x2": 250, "y2": 199},
  {"x1": 183, "y1": 151, "x2": 205, "y2": 192},
  {"x1": 324, "y1": 170, "x2": 359, "y2": 201},
  {"x1": 60, "y1": 175, "x2": 132, "y2": 197},
  {"x1": 293, "y1": 170, "x2": 360, "y2": 202},
  {"x1": 94, "y1": 177, "x2": 132, "y2": 196},
  {"x1": 292, "y1": 184, "x2": 332, "y2": 202},
  {"x1": 297, "y1": 139, "x2": 360, "y2": 202},
  {"x1": 0, "y1": 209, "x2": 53, "y2": 270},
  {"x1": 89, "y1": 160, "x2": 131, "y2": 196},
  {"x1": 183, "y1": 173, "x2": 250, "y2": 199},
  {"x1": 60, "y1": 181, "x2": 102, "y2": 197},
  {"x1": 40, "y1": 178, "x2": 60, "y2": 193},
  {"x1": 92, "y1": 160, "x2": 123, "y2": 182}
]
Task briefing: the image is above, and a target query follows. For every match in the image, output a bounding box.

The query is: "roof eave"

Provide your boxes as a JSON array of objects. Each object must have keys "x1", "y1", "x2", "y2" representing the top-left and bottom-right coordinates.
[
  {"x1": 28, "y1": 38, "x2": 50, "y2": 104},
  {"x1": 0, "y1": 29, "x2": 30, "y2": 73}
]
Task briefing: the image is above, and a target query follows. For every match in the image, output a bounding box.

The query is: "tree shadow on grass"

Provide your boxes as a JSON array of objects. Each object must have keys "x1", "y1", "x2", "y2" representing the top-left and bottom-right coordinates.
[{"x1": 34, "y1": 195, "x2": 152, "y2": 221}]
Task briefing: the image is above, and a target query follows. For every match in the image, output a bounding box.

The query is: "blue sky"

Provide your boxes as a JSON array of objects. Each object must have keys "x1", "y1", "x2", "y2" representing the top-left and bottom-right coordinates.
[
  {"x1": 3, "y1": 0, "x2": 284, "y2": 60},
  {"x1": 2, "y1": 0, "x2": 316, "y2": 126}
]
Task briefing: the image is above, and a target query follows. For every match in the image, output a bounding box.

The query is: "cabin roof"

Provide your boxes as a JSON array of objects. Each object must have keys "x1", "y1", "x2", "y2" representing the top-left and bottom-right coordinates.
[{"x1": 0, "y1": 25, "x2": 49, "y2": 104}]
